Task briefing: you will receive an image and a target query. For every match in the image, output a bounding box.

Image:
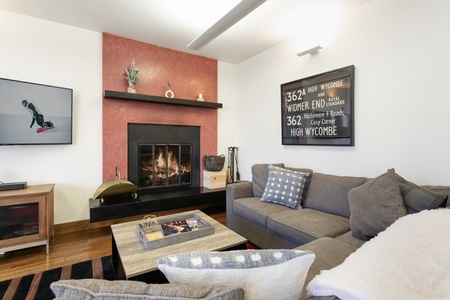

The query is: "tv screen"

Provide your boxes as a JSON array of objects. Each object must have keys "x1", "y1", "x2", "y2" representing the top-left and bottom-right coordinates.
[{"x1": 0, "y1": 78, "x2": 73, "y2": 145}]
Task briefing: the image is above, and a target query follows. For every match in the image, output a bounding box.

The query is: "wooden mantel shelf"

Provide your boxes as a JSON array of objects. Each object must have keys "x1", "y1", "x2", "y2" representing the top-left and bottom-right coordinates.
[{"x1": 104, "y1": 90, "x2": 223, "y2": 109}]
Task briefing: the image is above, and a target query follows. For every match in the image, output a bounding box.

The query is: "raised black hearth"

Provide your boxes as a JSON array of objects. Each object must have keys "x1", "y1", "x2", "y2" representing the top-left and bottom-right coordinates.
[{"x1": 89, "y1": 187, "x2": 225, "y2": 222}]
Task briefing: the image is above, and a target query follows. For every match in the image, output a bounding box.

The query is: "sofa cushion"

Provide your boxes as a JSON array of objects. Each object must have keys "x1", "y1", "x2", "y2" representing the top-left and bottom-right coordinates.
[
  {"x1": 233, "y1": 197, "x2": 290, "y2": 228},
  {"x1": 296, "y1": 237, "x2": 357, "y2": 300},
  {"x1": 267, "y1": 209, "x2": 350, "y2": 245},
  {"x1": 260, "y1": 165, "x2": 309, "y2": 209},
  {"x1": 251, "y1": 163, "x2": 284, "y2": 198},
  {"x1": 396, "y1": 175, "x2": 448, "y2": 213},
  {"x1": 348, "y1": 168, "x2": 407, "y2": 241},
  {"x1": 158, "y1": 249, "x2": 315, "y2": 300},
  {"x1": 335, "y1": 231, "x2": 366, "y2": 249},
  {"x1": 302, "y1": 173, "x2": 366, "y2": 218},
  {"x1": 50, "y1": 279, "x2": 245, "y2": 300},
  {"x1": 422, "y1": 186, "x2": 450, "y2": 208}
]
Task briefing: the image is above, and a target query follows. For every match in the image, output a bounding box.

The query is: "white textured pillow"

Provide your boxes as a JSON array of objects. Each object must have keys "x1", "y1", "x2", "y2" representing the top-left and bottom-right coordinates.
[
  {"x1": 260, "y1": 165, "x2": 309, "y2": 209},
  {"x1": 157, "y1": 249, "x2": 315, "y2": 300}
]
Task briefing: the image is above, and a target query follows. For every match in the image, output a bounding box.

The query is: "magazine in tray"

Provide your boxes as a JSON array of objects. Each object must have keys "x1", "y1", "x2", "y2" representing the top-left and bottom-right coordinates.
[{"x1": 136, "y1": 213, "x2": 214, "y2": 250}]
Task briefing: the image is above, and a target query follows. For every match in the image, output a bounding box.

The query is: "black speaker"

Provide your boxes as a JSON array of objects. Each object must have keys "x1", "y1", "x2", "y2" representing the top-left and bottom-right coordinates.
[{"x1": 0, "y1": 182, "x2": 27, "y2": 191}]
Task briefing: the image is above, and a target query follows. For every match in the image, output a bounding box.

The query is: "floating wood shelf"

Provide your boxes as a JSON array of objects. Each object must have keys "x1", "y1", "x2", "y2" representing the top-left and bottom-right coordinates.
[{"x1": 104, "y1": 90, "x2": 223, "y2": 109}]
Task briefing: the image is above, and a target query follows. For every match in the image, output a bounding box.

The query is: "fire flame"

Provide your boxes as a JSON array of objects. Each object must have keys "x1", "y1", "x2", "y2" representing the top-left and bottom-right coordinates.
[{"x1": 142, "y1": 147, "x2": 190, "y2": 184}]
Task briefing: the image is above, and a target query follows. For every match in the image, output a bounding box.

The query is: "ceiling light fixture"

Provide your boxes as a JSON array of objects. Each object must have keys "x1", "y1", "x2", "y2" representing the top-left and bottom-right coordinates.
[
  {"x1": 187, "y1": 0, "x2": 267, "y2": 50},
  {"x1": 297, "y1": 46, "x2": 323, "y2": 57}
]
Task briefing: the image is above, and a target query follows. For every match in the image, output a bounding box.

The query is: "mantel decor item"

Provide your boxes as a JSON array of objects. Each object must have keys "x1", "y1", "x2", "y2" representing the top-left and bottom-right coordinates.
[
  {"x1": 280, "y1": 65, "x2": 355, "y2": 146},
  {"x1": 197, "y1": 94, "x2": 205, "y2": 101},
  {"x1": 165, "y1": 81, "x2": 174, "y2": 98},
  {"x1": 203, "y1": 154, "x2": 225, "y2": 171},
  {"x1": 125, "y1": 60, "x2": 140, "y2": 93}
]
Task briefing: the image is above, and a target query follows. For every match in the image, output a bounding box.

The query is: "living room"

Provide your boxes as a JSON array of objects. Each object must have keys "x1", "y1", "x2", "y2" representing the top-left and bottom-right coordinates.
[
  {"x1": 1, "y1": 0, "x2": 449, "y2": 298},
  {"x1": 2, "y1": 0, "x2": 448, "y2": 228}
]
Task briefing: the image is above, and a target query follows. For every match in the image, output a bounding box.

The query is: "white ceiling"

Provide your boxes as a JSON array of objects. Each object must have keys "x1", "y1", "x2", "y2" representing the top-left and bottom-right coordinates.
[{"x1": 0, "y1": 0, "x2": 368, "y2": 64}]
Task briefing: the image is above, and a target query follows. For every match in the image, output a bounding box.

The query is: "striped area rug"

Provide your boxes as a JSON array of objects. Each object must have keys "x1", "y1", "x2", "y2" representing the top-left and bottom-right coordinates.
[{"x1": 0, "y1": 256, "x2": 114, "y2": 300}]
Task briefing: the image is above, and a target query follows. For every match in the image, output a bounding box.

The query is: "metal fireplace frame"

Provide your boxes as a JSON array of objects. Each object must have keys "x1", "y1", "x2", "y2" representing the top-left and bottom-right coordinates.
[{"x1": 127, "y1": 123, "x2": 201, "y2": 191}]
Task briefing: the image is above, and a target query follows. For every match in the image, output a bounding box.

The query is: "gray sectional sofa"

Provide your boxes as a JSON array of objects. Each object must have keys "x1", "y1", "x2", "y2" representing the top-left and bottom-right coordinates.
[{"x1": 226, "y1": 163, "x2": 450, "y2": 300}]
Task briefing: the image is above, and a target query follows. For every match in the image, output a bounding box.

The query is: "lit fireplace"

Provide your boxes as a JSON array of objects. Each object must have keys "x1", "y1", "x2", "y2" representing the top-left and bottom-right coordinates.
[
  {"x1": 128, "y1": 123, "x2": 200, "y2": 191},
  {"x1": 139, "y1": 144, "x2": 192, "y2": 188},
  {"x1": 90, "y1": 123, "x2": 223, "y2": 222}
]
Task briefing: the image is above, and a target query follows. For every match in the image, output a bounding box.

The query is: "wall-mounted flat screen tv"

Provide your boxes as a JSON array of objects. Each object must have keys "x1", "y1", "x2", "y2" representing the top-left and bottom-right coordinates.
[{"x1": 0, "y1": 78, "x2": 73, "y2": 145}]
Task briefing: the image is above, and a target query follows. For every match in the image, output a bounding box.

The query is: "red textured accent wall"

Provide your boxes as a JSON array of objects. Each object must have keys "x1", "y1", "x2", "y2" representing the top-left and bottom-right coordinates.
[{"x1": 102, "y1": 33, "x2": 218, "y2": 182}]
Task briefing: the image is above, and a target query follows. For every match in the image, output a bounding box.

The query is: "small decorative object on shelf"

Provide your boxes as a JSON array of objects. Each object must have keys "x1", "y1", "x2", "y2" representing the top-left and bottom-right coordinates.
[
  {"x1": 197, "y1": 93, "x2": 205, "y2": 101},
  {"x1": 125, "y1": 60, "x2": 140, "y2": 93},
  {"x1": 165, "y1": 81, "x2": 174, "y2": 98}
]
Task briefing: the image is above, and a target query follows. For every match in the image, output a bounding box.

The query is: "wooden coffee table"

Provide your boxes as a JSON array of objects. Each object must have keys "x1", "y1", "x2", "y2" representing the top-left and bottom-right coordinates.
[{"x1": 111, "y1": 209, "x2": 247, "y2": 282}]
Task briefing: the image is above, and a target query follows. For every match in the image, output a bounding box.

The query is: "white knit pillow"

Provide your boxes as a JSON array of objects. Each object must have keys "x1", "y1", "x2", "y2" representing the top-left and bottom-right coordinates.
[{"x1": 158, "y1": 249, "x2": 315, "y2": 300}]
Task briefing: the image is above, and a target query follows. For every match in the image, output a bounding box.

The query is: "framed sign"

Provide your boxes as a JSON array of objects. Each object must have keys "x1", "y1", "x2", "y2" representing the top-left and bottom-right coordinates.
[{"x1": 281, "y1": 65, "x2": 354, "y2": 146}]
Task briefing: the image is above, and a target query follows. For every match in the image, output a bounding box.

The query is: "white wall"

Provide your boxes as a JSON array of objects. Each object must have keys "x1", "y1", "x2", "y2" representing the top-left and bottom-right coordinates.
[
  {"x1": 0, "y1": 10, "x2": 103, "y2": 224},
  {"x1": 235, "y1": 0, "x2": 450, "y2": 185},
  {"x1": 0, "y1": 10, "x2": 238, "y2": 225},
  {"x1": 217, "y1": 61, "x2": 238, "y2": 168}
]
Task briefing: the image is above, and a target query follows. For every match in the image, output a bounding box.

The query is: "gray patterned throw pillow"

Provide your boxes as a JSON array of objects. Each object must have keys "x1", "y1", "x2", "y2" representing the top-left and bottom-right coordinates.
[{"x1": 260, "y1": 165, "x2": 309, "y2": 209}]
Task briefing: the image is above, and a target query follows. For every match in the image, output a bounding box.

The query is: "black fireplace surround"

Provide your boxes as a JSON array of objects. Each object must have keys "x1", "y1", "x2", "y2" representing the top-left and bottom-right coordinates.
[
  {"x1": 89, "y1": 123, "x2": 225, "y2": 222},
  {"x1": 128, "y1": 123, "x2": 200, "y2": 190}
]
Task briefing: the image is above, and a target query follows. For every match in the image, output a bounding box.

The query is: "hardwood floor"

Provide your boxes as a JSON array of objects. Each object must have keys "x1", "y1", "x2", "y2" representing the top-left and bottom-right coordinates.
[{"x1": 0, "y1": 205, "x2": 226, "y2": 282}]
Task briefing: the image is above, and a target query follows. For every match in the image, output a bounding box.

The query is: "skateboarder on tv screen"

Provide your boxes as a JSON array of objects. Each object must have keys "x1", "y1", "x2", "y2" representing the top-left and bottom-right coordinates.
[{"x1": 21, "y1": 99, "x2": 54, "y2": 130}]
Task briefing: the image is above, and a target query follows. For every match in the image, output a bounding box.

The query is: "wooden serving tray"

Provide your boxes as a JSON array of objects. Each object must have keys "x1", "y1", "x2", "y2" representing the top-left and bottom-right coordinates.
[{"x1": 136, "y1": 213, "x2": 214, "y2": 250}]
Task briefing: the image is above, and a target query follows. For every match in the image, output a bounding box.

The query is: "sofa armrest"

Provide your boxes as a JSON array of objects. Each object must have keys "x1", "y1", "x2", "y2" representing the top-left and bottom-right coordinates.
[
  {"x1": 226, "y1": 181, "x2": 254, "y2": 200},
  {"x1": 226, "y1": 181, "x2": 254, "y2": 215}
]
